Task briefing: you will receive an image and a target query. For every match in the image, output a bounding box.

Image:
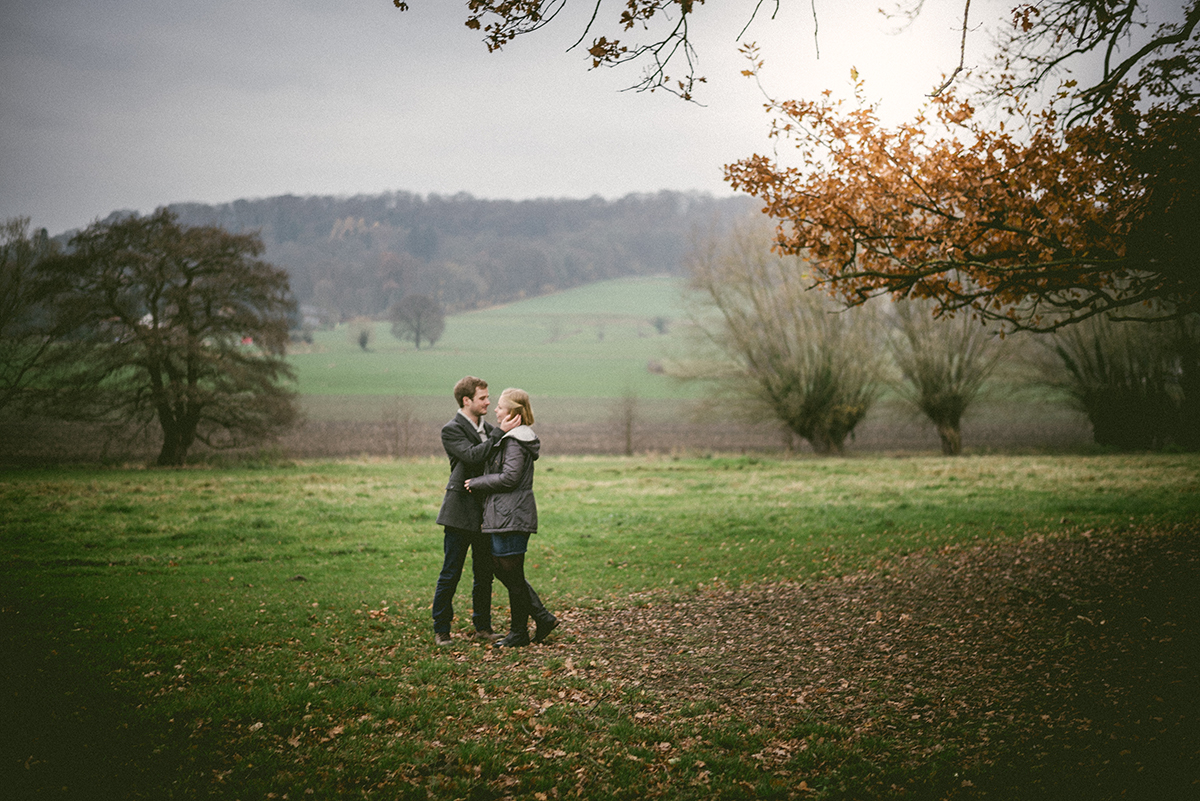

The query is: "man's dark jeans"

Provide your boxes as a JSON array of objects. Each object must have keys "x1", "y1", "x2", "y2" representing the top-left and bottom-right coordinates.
[{"x1": 431, "y1": 526, "x2": 494, "y2": 634}]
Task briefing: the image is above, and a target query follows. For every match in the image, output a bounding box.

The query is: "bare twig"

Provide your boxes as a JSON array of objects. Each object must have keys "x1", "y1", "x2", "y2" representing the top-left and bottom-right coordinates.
[
  {"x1": 811, "y1": 0, "x2": 820, "y2": 58},
  {"x1": 930, "y1": 0, "x2": 972, "y2": 96}
]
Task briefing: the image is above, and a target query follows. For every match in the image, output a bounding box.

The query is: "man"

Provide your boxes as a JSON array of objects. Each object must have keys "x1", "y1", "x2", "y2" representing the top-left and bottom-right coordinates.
[
  {"x1": 432, "y1": 375, "x2": 558, "y2": 646},
  {"x1": 432, "y1": 376, "x2": 511, "y2": 645}
]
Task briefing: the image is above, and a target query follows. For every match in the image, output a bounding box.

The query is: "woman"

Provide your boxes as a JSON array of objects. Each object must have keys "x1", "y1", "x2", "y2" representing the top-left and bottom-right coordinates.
[{"x1": 465, "y1": 388, "x2": 558, "y2": 647}]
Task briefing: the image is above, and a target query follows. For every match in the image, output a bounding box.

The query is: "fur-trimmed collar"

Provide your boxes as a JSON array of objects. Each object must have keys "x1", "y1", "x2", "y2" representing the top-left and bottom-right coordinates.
[{"x1": 502, "y1": 424, "x2": 537, "y2": 442}]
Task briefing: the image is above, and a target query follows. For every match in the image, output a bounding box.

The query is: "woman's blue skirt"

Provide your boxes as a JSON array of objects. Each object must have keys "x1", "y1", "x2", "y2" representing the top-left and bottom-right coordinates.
[{"x1": 491, "y1": 532, "x2": 530, "y2": 558}]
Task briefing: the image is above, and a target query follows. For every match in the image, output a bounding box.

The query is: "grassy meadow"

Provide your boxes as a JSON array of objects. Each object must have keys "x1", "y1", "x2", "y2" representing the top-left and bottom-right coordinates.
[
  {"x1": 291, "y1": 276, "x2": 698, "y2": 404},
  {"x1": 281, "y1": 276, "x2": 718, "y2": 457},
  {"x1": 3, "y1": 453, "x2": 1197, "y2": 799}
]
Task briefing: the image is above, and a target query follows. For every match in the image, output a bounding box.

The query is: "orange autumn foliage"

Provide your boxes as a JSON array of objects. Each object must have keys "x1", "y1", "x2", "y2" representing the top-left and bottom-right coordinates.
[{"x1": 725, "y1": 80, "x2": 1200, "y2": 331}]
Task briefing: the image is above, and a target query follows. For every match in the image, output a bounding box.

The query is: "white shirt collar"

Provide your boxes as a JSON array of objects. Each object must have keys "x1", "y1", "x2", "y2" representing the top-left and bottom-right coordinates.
[{"x1": 457, "y1": 408, "x2": 485, "y2": 435}]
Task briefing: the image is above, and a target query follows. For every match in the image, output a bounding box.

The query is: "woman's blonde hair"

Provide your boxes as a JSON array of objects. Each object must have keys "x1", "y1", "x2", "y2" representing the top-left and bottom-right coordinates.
[{"x1": 498, "y1": 388, "x2": 534, "y2": 426}]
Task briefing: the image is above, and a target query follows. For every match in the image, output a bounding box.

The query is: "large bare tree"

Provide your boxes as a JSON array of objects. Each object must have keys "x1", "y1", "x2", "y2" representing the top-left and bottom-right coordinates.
[{"x1": 60, "y1": 209, "x2": 299, "y2": 466}]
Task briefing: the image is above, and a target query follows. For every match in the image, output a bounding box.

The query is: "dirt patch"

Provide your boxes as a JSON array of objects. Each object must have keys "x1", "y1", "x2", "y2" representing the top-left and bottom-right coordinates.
[{"x1": 559, "y1": 528, "x2": 1200, "y2": 798}]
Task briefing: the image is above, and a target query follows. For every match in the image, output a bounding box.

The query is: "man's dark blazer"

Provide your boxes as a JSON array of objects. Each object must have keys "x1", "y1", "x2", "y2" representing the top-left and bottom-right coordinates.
[{"x1": 435, "y1": 412, "x2": 502, "y2": 531}]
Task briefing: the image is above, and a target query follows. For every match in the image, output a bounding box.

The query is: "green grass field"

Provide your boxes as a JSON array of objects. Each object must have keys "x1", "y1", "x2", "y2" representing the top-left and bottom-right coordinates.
[
  {"x1": 289, "y1": 276, "x2": 700, "y2": 402},
  {"x1": 3, "y1": 453, "x2": 1196, "y2": 799}
]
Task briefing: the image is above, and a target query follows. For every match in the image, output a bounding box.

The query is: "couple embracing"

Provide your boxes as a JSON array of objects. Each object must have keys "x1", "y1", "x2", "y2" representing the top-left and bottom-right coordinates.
[{"x1": 431, "y1": 375, "x2": 558, "y2": 648}]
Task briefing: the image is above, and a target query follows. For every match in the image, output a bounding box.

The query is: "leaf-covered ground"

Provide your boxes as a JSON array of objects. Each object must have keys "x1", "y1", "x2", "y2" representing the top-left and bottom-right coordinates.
[
  {"x1": 6, "y1": 520, "x2": 1196, "y2": 799},
  {"x1": 554, "y1": 526, "x2": 1199, "y2": 799}
]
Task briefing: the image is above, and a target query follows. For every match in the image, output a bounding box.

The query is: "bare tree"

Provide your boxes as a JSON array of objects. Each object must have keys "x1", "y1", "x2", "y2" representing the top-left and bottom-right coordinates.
[
  {"x1": 610, "y1": 390, "x2": 640, "y2": 456},
  {"x1": 388, "y1": 294, "x2": 445, "y2": 350},
  {"x1": 888, "y1": 300, "x2": 1005, "y2": 455},
  {"x1": 684, "y1": 218, "x2": 884, "y2": 455},
  {"x1": 380, "y1": 395, "x2": 420, "y2": 457},
  {"x1": 1047, "y1": 311, "x2": 1197, "y2": 449},
  {"x1": 59, "y1": 209, "x2": 299, "y2": 466}
]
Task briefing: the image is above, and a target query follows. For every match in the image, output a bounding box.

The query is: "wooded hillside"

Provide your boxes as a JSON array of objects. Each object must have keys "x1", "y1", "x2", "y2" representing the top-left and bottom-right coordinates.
[{"x1": 155, "y1": 191, "x2": 755, "y2": 320}]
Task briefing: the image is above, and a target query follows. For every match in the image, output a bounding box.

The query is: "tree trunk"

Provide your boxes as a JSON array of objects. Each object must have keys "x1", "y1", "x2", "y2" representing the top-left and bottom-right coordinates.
[
  {"x1": 936, "y1": 421, "x2": 962, "y2": 456},
  {"x1": 155, "y1": 401, "x2": 198, "y2": 466},
  {"x1": 157, "y1": 427, "x2": 185, "y2": 466},
  {"x1": 808, "y1": 431, "x2": 837, "y2": 455},
  {"x1": 1176, "y1": 321, "x2": 1200, "y2": 450}
]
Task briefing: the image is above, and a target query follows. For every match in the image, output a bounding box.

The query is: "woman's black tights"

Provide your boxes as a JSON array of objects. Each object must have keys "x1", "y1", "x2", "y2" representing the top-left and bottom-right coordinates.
[{"x1": 494, "y1": 554, "x2": 533, "y2": 635}]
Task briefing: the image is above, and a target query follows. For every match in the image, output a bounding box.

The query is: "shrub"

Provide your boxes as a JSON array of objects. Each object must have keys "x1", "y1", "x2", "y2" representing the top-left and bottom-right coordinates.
[
  {"x1": 1049, "y1": 313, "x2": 1197, "y2": 450},
  {"x1": 683, "y1": 218, "x2": 884, "y2": 454},
  {"x1": 888, "y1": 300, "x2": 1005, "y2": 455}
]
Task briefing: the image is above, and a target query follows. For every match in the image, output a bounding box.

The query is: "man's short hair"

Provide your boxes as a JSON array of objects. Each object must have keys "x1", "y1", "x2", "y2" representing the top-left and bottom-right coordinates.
[{"x1": 454, "y1": 376, "x2": 488, "y2": 408}]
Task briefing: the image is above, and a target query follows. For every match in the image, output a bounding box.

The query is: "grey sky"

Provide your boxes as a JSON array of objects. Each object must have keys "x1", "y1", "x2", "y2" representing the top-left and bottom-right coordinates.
[{"x1": 3, "y1": 1, "x2": 995, "y2": 235}]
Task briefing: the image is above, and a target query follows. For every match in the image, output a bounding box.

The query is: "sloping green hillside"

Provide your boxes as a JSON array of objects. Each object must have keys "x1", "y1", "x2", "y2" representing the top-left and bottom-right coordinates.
[{"x1": 289, "y1": 276, "x2": 699, "y2": 401}]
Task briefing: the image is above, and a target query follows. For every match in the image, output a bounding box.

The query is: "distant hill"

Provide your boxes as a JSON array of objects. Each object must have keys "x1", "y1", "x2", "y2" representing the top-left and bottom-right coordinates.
[{"x1": 158, "y1": 190, "x2": 756, "y2": 320}]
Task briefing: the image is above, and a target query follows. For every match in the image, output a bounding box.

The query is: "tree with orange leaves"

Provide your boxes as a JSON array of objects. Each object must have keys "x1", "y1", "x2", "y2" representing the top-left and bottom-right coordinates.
[
  {"x1": 725, "y1": 76, "x2": 1199, "y2": 331},
  {"x1": 720, "y1": 0, "x2": 1200, "y2": 331}
]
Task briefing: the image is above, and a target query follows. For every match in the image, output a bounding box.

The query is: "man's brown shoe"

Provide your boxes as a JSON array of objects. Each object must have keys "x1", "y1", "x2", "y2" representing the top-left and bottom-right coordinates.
[
  {"x1": 473, "y1": 630, "x2": 504, "y2": 644},
  {"x1": 434, "y1": 632, "x2": 453, "y2": 647}
]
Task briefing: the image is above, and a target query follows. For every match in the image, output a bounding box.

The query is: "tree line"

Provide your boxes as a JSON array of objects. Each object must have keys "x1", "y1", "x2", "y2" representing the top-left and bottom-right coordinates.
[
  {"x1": 159, "y1": 190, "x2": 756, "y2": 322},
  {"x1": 4, "y1": 208, "x2": 1196, "y2": 467}
]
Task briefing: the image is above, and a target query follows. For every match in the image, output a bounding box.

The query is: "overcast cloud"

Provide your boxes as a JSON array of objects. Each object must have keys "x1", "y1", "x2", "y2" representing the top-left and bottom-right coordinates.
[{"x1": 2, "y1": 1, "x2": 997, "y2": 235}]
